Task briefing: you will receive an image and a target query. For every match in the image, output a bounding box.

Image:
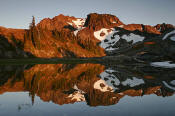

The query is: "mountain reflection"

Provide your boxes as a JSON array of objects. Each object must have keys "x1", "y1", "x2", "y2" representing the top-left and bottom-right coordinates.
[{"x1": 0, "y1": 63, "x2": 175, "y2": 107}]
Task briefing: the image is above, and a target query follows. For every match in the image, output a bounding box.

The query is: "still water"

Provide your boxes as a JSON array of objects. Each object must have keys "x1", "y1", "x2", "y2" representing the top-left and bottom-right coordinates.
[{"x1": 0, "y1": 63, "x2": 175, "y2": 116}]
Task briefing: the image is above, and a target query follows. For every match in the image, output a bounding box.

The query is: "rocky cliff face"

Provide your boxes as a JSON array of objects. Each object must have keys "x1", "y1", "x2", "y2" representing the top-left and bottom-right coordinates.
[{"x1": 0, "y1": 13, "x2": 174, "y2": 59}]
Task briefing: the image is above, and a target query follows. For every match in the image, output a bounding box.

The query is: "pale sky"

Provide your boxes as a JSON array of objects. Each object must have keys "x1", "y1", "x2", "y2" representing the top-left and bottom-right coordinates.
[{"x1": 0, "y1": 0, "x2": 174, "y2": 29}]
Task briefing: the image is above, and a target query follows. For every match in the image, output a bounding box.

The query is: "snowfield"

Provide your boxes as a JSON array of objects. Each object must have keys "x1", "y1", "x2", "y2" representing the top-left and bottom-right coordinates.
[
  {"x1": 72, "y1": 18, "x2": 85, "y2": 29},
  {"x1": 67, "y1": 91, "x2": 85, "y2": 102},
  {"x1": 94, "y1": 28, "x2": 120, "y2": 51},
  {"x1": 94, "y1": 28, "x2": 145, "y2": 51},
  {"x1": 93, "y1": 69, "x2": 120, "y2": 92},
  {"x1": 67, "y1": 85, "x2": 85, "y2": 102},
  {"x1": 94, "y1": 28, "x2": 116, "y2": 41},
  {"x1": 67, "y1": 18, "x2": 86, "y2": 36},
  {"x1": 93, "y1": 69, "x2": 145, "y2": 92},
  {"x1": 94, "y1": 79, "x2": 114, "y2": 92}
]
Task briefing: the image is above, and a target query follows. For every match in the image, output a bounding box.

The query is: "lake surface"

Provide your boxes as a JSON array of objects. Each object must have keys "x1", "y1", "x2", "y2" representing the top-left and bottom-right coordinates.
[{"x1": 0, "y1": 63, "x2": 175, "y2": 116}]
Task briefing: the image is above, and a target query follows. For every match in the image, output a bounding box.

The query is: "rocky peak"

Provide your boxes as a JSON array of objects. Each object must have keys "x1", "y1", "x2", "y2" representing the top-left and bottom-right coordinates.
[
  {"x1": 154, "y1": 23, "x2": 175, "y2": 33},
  {"x1": 37, "y1": 14, "x2": 84, "y2": 31},
  {"x1": 84, "y1": 13, "x2": 124, "y2": 31}
]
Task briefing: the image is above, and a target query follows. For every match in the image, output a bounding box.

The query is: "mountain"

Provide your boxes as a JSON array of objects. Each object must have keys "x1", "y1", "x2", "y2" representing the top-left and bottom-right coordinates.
[
  {"x1": 0, "y1": 13, "x2": 174, "y2": 61},
  {"x1": 0, "y1": 64, "x2": 175, "y2": 106}
]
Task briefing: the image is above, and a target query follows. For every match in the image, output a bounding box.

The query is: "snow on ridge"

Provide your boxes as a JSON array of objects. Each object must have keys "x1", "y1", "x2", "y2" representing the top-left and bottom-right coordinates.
[
  {"x1": 151, "y1": 61, "x2": 175, "y2": 68},
  {"x1": 122, "y1": 33, "x2": 145, "y2": 44},
  {"x1": 67, "y1": 91, "x2": 85, "y2": 102},
  {"x1": 94, "y1": 79, "x2": 114, "y2": 92},
  {"x1": 162, "y1": 30, "x2": 175, "y2": 40},
  {"x1": 70, "y1": 18, "x2": 86, "y2": 36},
  {"x1": 67, "y1": 18, "x2": 85, "y2": 28},
  {"x1": 67, "y1": 22, "x2": 73, "y2": 26},
  {"x1": 94, "y1": 28, "x2": 115, "y2": 41},
  {"x1": 118, "y1": 25, "x2": 124, "y2": 28},
  {"x1": 67, "y1": 85, "x2": 85, "y2": 102},
  {"x1": 163, "y1": 81, "x2": 175, "y2": 90},
  {"x1": 72, "y1": 18, "x2": 85, "y2": 29}
]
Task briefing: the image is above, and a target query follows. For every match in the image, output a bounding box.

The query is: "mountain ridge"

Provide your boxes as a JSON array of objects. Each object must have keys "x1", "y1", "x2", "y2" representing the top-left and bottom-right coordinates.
[{"x1": 0, "y1": 13, "x2": 175, "y2": 61}]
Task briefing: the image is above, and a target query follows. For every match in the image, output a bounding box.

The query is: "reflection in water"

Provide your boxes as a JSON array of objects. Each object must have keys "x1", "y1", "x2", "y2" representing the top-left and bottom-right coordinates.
[{"x1": 0, "y1": 63, "x2": 175, "y2": 115}]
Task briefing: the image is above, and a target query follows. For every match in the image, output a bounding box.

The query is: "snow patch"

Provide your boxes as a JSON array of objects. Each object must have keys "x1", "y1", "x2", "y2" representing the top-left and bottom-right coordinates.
[
  {"x1": 100, "y1": 71, "x2": 120, "y2": 86},
  {"x1": 71, "y1": 18, "x2": 86, "y2": 36},
  {"x1": 94, "y1": 28, "x2": 120, "y2": 51},
  {"x1": 163, "y1": 81, "x2": 175, "y2": 90},
  {"x1": 67, "y1": 91, "x2": 85, "y2": 102},
  {"x1": 121, "y1": 77, "x2": 145, "y2": 87},
  {"x1": 151, "y1": 61, "x2": 175, "y2": 68},
  {"x1": 170, "y1": 80, "x2": 175, "y2": 85},
  {"x1": 100, "y1": 34, "x2": 120, "y2": 50},
  {"x1": 94, "y1": 28, "x2": 115, "y2": 41},
  {"x1": 122, "y1": 33, "x2": 145, "y2": 44},
  {"x1": 94, "y1": 79, "x2": 114, "y2": 92},
  {"x1": 105, "y1": 69, "x2": 117, "y2": 73},
  {"x1": 118, "y1": 25, "x2": 124, "y2": 28},
  {"x1": 67, "y1": 22, "x2": 73, "y2": 26},
  {"x1": 72, "y1": 18, "x2": 85, "y2": 29},
  {"x1": 163, "y1": 30, "x2": 175, "y2": 40},
  {"x1": 170, "y1": 36, "x2": 175, "y2": 41},
  {"x1": 94, "y1": 69, "x2": 121, "y2": 92}
]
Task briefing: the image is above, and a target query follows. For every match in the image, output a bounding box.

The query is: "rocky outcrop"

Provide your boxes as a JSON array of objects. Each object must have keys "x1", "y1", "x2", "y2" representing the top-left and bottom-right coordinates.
[
  {"x1": 37, "y1": 14, "x2": 82, "y2": 31},
  {"x1": 123, "y1": 24, "x2": 161, "y2": 34},
  {"x1": 84, "y1": 13, "x2": 124, "y2": 31},
  {"x1": 154, "y1": 23, "x2": 175, "y2": 33}
]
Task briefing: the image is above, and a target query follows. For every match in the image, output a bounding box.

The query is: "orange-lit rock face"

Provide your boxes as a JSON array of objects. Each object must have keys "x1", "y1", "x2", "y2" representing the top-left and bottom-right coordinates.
[
  {"x1": 0, "y1": 64, "x2": 175, "y2": 106},
  {"x1": 84, "y1": 13, "x2": 124, "y2": 31},
  {"x1": 0, "y1": 13, "x2": 174, "y2": 58},
  {"x1": 154, "y1": 23, "x2": 175, "y2": 33},
  {"x1": 124, "y1": 24, "x2": 143, "y2": 31},
  {"x1": 123, "y1": 24, "x2": 161, "y2": 34},
  {"x1": 37, "y1": 14, "x2": 82, "y2": 31},
  {"x1": 0, "y1": 26, "x2": 26, "y2": 41}
]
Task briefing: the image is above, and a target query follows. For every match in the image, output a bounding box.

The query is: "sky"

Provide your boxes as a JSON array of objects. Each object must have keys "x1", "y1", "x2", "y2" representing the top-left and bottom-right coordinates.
[{"x1": 0, "y1": 0, "x2": 175, "y2": 29}]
